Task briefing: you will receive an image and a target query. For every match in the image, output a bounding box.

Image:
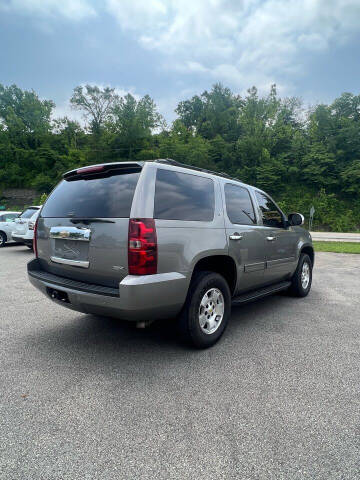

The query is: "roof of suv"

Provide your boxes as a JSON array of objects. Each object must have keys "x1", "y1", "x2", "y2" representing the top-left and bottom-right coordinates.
[{"x1": 63, "y1": 158, "x2": 245, "y2": 185}]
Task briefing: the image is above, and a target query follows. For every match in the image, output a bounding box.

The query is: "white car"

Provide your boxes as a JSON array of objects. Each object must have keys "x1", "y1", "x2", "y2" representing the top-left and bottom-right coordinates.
[
  {"x1": 0, "y1": 211, "x2": 21, "y2": 247},
  {"x1": 11, "y1": 206, "x2": 42, "y2": 249}
]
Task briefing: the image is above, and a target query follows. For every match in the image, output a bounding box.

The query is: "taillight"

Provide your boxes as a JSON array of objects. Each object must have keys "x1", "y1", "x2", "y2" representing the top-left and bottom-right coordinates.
[
  {"x1": 33, "y1": 218, "x2": 39, "y2": 257},
  {"x1": 128, "y1": 218, "x2": 157, "y2": 275}
]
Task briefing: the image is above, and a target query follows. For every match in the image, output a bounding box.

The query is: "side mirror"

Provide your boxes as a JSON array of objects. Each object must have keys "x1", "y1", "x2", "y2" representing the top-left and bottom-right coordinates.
[{"x1": 288, "y1": 213, "x2": 304, "y2": 226}]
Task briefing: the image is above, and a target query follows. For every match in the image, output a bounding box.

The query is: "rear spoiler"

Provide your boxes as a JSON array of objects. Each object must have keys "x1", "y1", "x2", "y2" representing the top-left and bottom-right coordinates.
[{"x1": 63, "y1": 162, "x2": 143, "y2": 181}]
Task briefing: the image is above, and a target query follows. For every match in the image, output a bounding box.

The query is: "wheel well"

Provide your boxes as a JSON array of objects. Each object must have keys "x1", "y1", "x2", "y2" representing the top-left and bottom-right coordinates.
[
  {"x1": 0, "y1": 230, "x2": 7, "y2": 241},
  {"x1": 192, "y1": 255, "x2": 237, "y2": 294},
  {"x1": 301, "y1": 245, "x2": 314, "y2": 266}
]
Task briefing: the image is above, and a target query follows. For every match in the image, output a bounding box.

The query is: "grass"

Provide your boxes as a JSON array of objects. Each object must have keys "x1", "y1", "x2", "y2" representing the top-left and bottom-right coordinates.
[{"x1": 313, "y1": 241, "x2": 360, "y2": 254}]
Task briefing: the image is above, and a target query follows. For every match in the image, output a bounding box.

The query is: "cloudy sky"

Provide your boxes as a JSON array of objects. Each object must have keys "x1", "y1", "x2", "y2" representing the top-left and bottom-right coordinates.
[{"x1": 1, "y1": 0, "x2": 360, "y2": 122}]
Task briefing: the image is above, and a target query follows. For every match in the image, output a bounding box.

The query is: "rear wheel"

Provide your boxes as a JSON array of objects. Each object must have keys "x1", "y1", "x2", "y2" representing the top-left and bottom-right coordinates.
[
  {"x1": 0, "y1": 232, "x2": 6, "y2": 248},
  {"x1": 289, "y1": 253, "x2": 312, "y2": 297},
  {"x1": 177, "y1": 271, "x2": 231, "y2": 348}
]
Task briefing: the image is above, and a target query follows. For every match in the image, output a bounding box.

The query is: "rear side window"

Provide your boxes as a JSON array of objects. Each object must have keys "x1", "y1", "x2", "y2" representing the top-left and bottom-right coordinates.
[
  {"x1": 41, "y1": 172, "x2": 140, "y2": 218},
  {"x1": 154, "y1": 169, "x2": 215, "y2": 221},
  {"x1": 225, "y1": 184, "x2": 256, "y2": 225},
  {"x1": 20, "y1": 208, "x2": 39, "y2": 219}
]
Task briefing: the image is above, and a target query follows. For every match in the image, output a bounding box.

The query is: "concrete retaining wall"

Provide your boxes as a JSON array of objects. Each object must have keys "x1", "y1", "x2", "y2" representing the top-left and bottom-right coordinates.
[{"x1": 0, "y1": 188, "x2": 38, "y2": 209}]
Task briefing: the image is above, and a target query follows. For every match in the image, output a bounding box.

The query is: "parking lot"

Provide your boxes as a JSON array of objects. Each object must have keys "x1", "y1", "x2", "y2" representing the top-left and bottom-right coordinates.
[{"x1": 0, "y1": 244, "x2": 359, "y2": 479}]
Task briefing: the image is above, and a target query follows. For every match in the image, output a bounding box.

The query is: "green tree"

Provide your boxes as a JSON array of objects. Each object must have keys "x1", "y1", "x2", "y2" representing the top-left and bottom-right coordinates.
[
  {"x1": 70, "y1": 85, "x2": 118, "y2": 134},
  {"x1": 176, "y1": 83, "x2": 242, "y2": 141},
  {"x1": 110, "y1": 93, "x2": 163, "y2": 158},
  {"x1": 0, "y1": 83, "x2": 54, "y2": 147}
]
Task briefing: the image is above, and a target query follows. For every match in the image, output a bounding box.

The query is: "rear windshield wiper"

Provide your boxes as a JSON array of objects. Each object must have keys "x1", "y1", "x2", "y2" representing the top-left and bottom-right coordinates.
[{"x1": 70, "y1": 218, "x2": 115, "y2": 224}]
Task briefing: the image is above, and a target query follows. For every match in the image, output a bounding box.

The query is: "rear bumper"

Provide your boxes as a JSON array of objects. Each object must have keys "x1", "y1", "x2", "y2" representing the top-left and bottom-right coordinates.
[
  {"x1": 27, "y1": 259, "x2": 188, "y2": 321},
  {"x1": 12, "y1": 233, "x2": 33, "y2": 245}
]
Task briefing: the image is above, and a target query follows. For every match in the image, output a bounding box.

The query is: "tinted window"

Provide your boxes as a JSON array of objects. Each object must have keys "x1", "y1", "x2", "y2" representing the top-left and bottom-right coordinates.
[
  {"x1": 20, "y1": 208, "x2": 39, "y2": 219},
  {"x1": 255, "y1": 191, "x2": 284, "y2": 228},
  {"x1": 154, "y1": 169, "x2": 214, "y2": 221},
  {"x1": 225, "y1": 184, "x2": 256, "y2": 225},
  {"x1": 41, "y1": 172, "x2": 140, "y2": 218}
]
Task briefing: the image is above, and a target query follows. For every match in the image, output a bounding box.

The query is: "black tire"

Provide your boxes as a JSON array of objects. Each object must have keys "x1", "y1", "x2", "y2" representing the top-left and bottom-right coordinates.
[
  {"x1": 26, "y1": 244, "x2": 33, "y2": 250},
  {"x1": 289, "y1": 253, "x2": 312, "y2": 297},
  {"x1": 177, "y1": 271, "x2": 231, "y2": 349},
  {"x1": 0, "y1": 231, "x2": 6, "y2": 248}
]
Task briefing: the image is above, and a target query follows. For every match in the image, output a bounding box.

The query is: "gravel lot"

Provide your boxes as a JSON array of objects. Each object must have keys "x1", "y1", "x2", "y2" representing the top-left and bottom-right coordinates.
[{"x1": 0, "y1": 245, "x2": 359, "y2": 480}]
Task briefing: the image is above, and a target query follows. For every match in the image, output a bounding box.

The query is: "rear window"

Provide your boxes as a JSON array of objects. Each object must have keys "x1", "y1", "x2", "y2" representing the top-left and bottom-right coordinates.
[
  {"x1": 20, "y1": 208, "x2": 39, "y2": 219},
  {"x1": 41, "y1": 172, "x2": 140, "y2": 218},
  {"x1": 154, "y1": 169, "x2": 215, "y2": 221}
]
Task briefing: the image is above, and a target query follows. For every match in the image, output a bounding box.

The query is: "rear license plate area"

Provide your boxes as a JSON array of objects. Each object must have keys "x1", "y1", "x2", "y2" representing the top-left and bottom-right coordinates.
[{"x1": 53, "y1": 239, "x2": 89, "y2": 263}]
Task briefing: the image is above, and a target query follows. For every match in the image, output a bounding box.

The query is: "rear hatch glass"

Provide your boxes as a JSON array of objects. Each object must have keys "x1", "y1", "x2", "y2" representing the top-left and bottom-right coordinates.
[
  {"x1": 38, "y1": 168, "x2": 141, "y2": 287},
  {"x1": 41, "y1": 171, "x2": 140, "y2": 218}
]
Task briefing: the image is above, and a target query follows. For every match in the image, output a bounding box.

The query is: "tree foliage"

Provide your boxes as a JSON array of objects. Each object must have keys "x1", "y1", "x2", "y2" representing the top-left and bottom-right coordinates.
[
  {"x1": 1, "y1": 82, "x2": 360, "y2": 231},
  {"x1": 70, "y1": 85, "x2": 118, "y2": 134}
]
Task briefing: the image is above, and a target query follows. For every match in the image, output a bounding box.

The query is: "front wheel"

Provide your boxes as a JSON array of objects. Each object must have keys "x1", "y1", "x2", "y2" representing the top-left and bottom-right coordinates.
[
  {"x1": 289, "y1": 253, "x2": 312, "y2": 297},
  {"x1": 177, "y1": 271, "x2": 231, "y2": 348}
]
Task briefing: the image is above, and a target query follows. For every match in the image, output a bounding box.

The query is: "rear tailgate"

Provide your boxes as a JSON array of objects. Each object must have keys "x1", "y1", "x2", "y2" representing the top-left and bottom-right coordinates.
[{"x1": 37, "y1": 164, "x2": 142, "y2": 288}]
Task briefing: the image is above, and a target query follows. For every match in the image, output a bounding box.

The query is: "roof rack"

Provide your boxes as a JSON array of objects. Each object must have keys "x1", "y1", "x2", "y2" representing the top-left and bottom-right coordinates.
[{"x1": 152, "y1": 158, "x2": 241, "y2": 182}]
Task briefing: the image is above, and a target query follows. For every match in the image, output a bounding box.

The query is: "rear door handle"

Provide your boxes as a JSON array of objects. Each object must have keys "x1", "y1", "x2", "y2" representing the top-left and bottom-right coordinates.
[
  {"x1": 266, "y1": 236, "x2": 276, "y2": 241},
  {"x1": 229, "y1": 233, "x2": 243, "y2": 241}
]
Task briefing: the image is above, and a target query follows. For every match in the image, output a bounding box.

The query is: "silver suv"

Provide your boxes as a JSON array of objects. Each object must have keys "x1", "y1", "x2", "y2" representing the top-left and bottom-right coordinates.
[{"x1": 28, "y1": 160, "x2": 314, "y2": 348}]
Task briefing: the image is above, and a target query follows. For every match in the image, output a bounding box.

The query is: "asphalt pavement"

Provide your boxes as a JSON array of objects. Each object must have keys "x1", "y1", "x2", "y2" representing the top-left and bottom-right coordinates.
[{"x1": 0, "y1": 244, "x2": 359, "y2": 479}]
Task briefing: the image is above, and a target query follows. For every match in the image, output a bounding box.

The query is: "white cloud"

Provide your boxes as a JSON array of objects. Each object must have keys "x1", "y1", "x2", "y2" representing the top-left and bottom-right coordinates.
[
  {"x1": 106, "y1": 0, "x2": 360, "y2": 93},
  {"x1": 1, "y1": 0, "x2": 96, "y2": 21}
]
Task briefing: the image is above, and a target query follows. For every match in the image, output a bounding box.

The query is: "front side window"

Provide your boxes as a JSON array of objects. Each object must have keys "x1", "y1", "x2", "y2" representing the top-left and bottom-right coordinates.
[
  {"x1": 154, "y1": 169, "x2": 215, "y2": 221},
  {"x1": 225, "y1": 184, "x2": 256, "y2": 225},
  {"x1": 255, "y1": 191, "x2": 284, "y2": 228}
]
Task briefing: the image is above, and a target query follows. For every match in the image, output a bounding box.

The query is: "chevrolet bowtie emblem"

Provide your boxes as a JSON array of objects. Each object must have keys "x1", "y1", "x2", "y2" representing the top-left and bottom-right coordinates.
[{"x1": 59, "y1": 231, "x2": 70, "y2": 238}]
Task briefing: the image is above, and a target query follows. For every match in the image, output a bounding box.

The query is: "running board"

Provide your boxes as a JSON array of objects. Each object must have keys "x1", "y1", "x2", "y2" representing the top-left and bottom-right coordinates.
[{"x1": 232, "y1": 281, "x2": 291, "y2": 306}]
